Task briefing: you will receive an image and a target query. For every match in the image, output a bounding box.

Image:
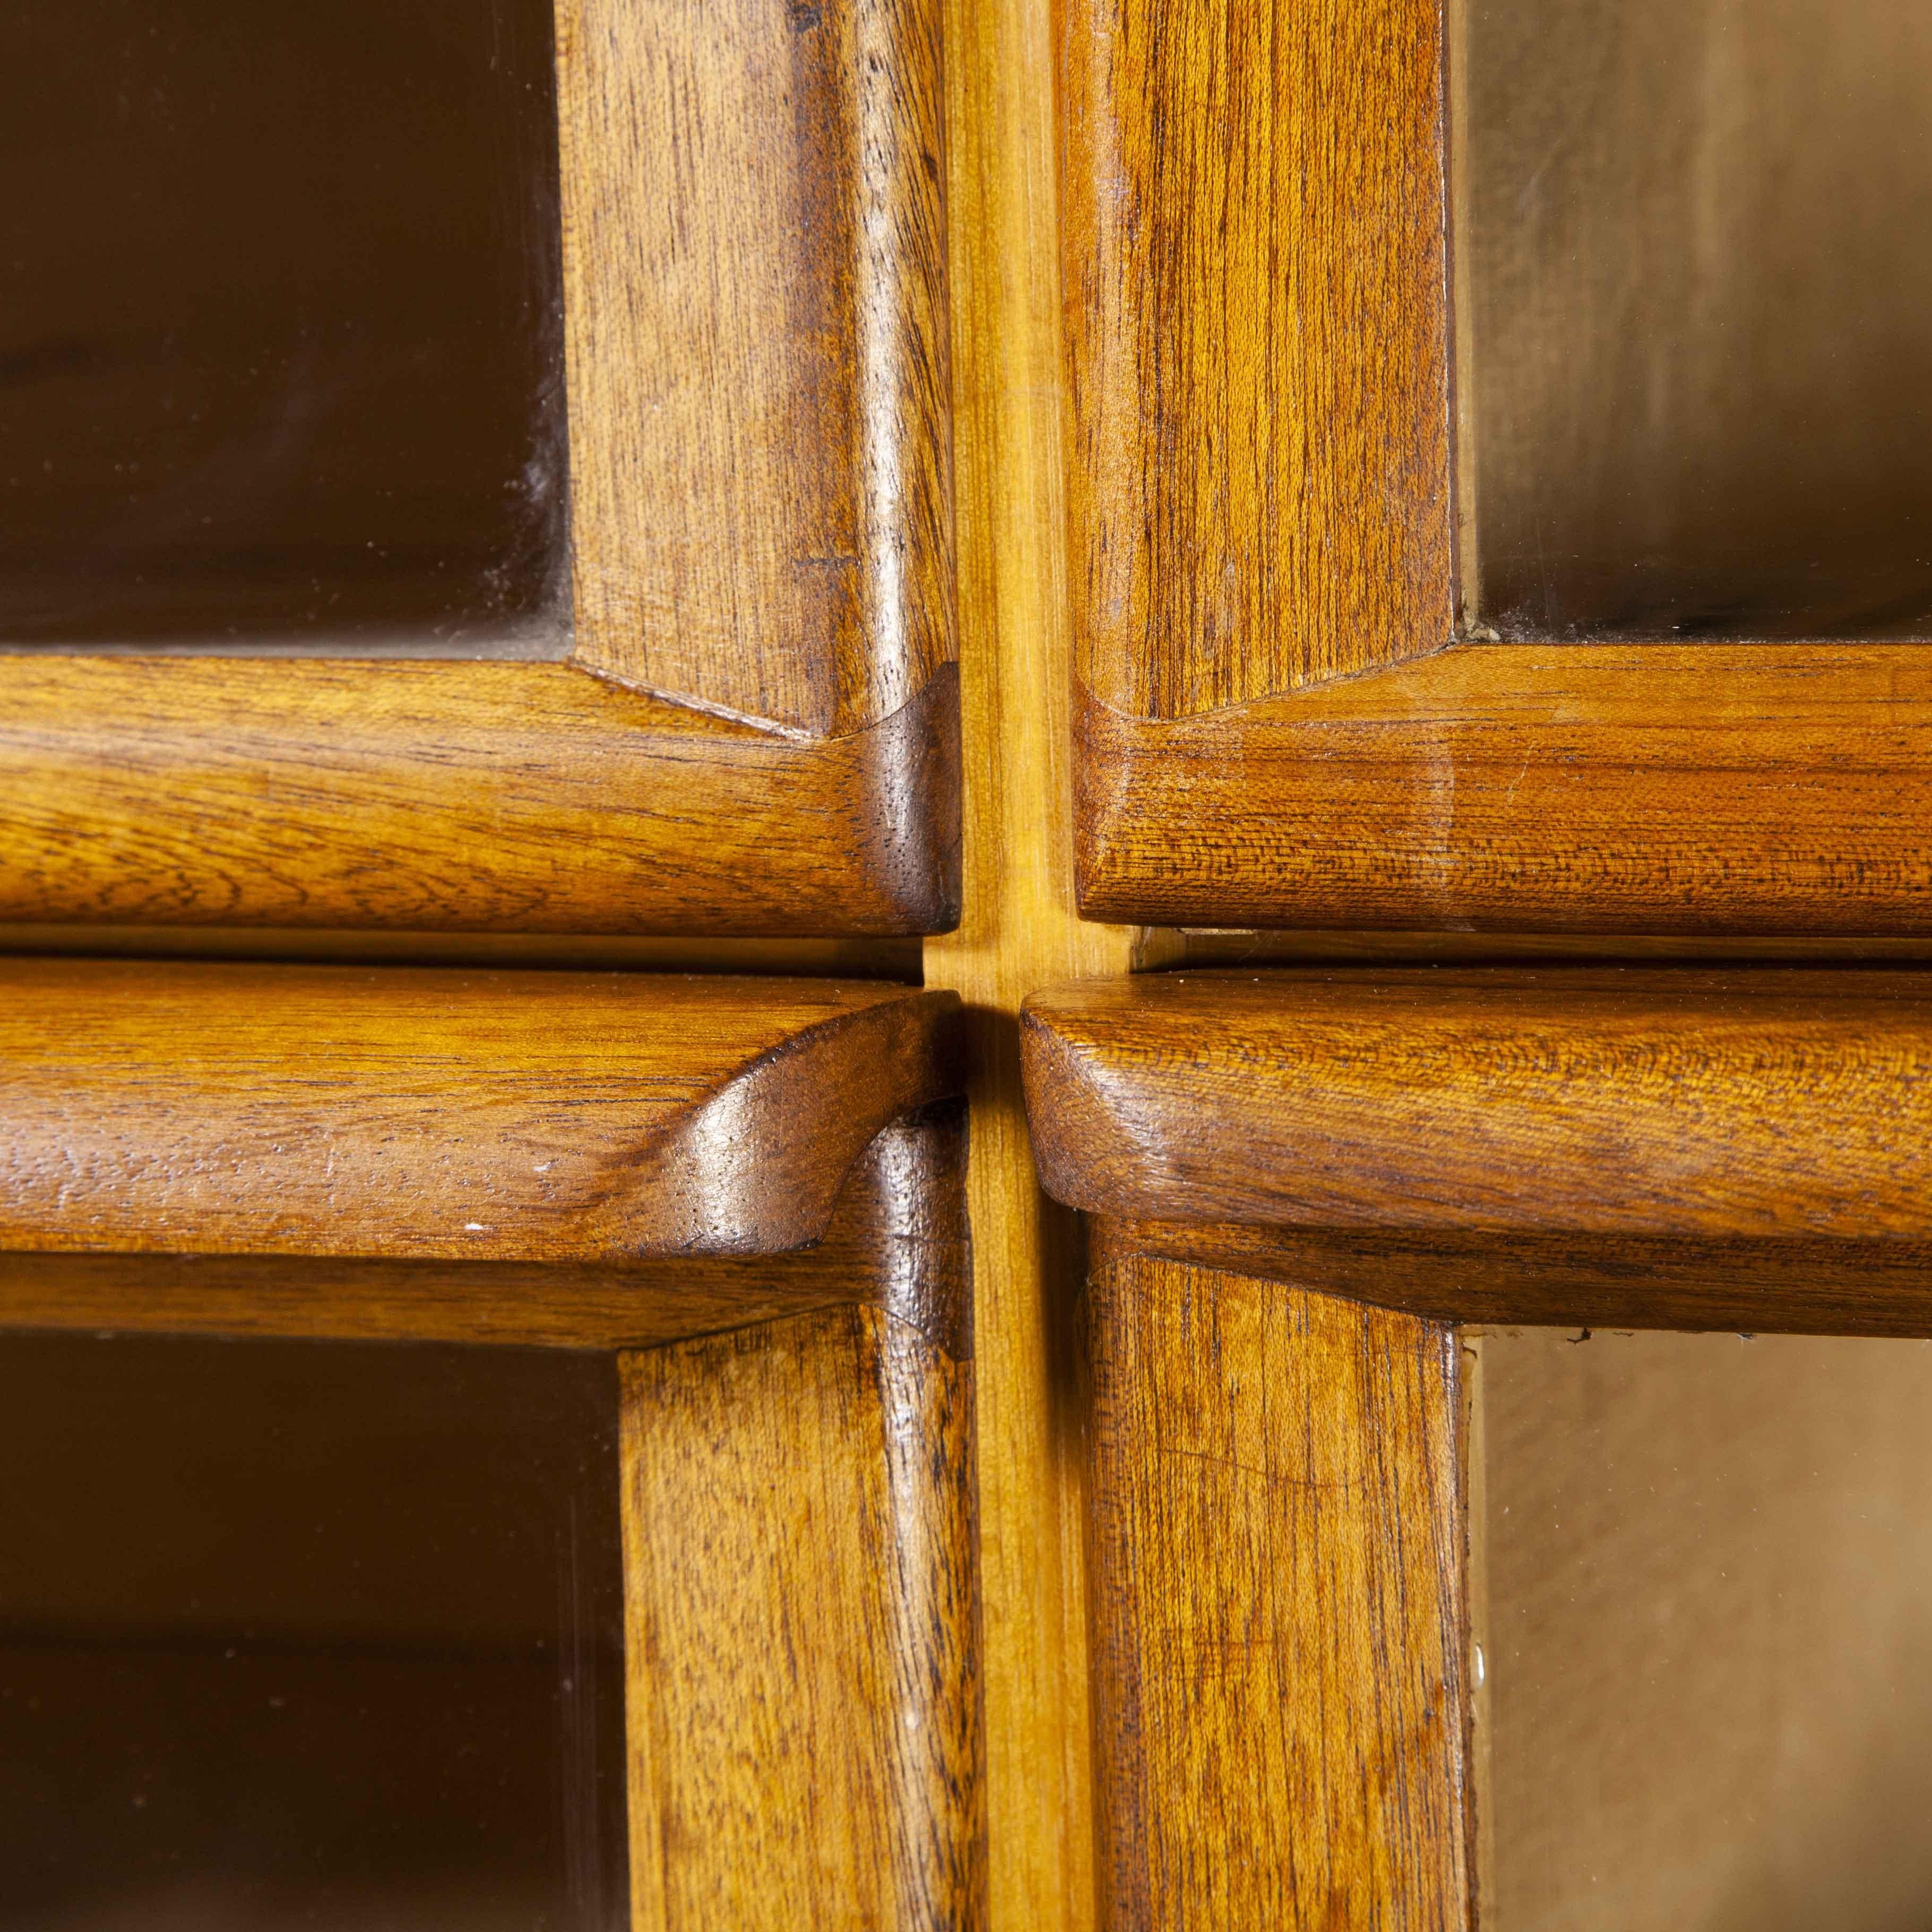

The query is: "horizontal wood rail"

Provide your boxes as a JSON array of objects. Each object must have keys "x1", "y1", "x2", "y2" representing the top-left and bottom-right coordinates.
[
  {"x1": 0, "y1": 659, "x2": 959, "y2": 935},
  {"x1": 1024, "y1": 968, "x2": 1932, "y2": 1333},
  {"x1": 1077, "y1": 646, "x2": 1932, "y2": 934},
  {"x1": 0, "y1": 961, "x2": 961, "y2": 1262},
  {"x1": 0, "y1": 1107, "x2": 971, "y2": 1355}
]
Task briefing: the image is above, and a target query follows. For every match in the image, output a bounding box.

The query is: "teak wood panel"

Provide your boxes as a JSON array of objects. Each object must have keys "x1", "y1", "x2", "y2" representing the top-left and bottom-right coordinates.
[
  {"x1": 1059, "y1": 0, "x2": 1932, "y2": 933},
  {"x1": 1086, "y1": 1243, "x2": 1468, "y2": 1928},
  {"x1": 1024, "y1": 971, "x2": 1932, "y2": 1240},
  {"x1": 0, "y1": 659, "x2": 958, "y2": 936},
  {"x1": 0, "y1": 960, "x2": 961, "y2": 1262},
  {"x1": 1077, "y1": 645, "x2": 1932, "y2": 934},
  {"x1": 623, "y1": 1300, "x2": 982, "y2": 1928},
  {"x1": 0, "y1": 0, "x2": 959, "y2": 937}
]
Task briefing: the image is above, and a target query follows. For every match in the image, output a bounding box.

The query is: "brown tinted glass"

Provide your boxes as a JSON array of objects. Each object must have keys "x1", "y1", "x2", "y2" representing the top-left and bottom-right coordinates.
[
  {"x1": 1467, "y1": 0, "x2": 1932, "y2": 639},
  {"x1": 0, "y1": 1331, "x2": 625, "y2": 1930},
  {"x1": 1480, "y1": 1327, "x2": 1932, "y2": 1929},
  {"x1": 0, "y1": 0, "x2": 567, "y2": 651}
]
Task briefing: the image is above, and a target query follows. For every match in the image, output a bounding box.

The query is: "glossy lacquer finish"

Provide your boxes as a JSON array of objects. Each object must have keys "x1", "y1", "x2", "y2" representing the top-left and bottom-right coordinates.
[
  {"x1": 0, "y1": 962, "x2": 962, "y2": 1261},
  {"x1": 1024, "y1": 970, "x2": 1932, "y2": 1334}
]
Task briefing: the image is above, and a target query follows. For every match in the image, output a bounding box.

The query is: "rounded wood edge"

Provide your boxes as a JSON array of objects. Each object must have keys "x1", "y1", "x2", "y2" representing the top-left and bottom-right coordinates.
[
  {"x1": 1074, "y1": 654, "x2": 1932, "y2": 933},
  {"x1": 1021, "y1": 969, "x2": 1932, "y2": 1245},
  {"x1": 0, "y1": 1105, "x2": 973, "y2": 1353},
  {"x1": 0, "y1": 657, "x2": 961, "y2": 937},
  {"x1": 612, "y1": 988, "x2": 967, "y2": 1257}
]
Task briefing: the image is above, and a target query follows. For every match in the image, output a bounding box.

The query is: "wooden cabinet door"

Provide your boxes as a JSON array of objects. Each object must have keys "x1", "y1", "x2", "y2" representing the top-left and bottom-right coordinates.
[
  {"x1": 0, "y1": 962, "x2": 980, "y2": 1926},
  {"x1": 1059, "y1": 0, "x2": 1932, "y2": 940},
  {"x1": 1035, "y1": 0, "x2": 1932, "y2": 1925}
]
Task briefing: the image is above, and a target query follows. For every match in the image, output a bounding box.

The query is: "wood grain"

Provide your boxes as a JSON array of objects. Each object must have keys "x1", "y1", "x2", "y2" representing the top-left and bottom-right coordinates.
[
  {"x1": 1077, "y1": 643, "x2": 1932, "y2": 932},
  {"x1": 0, "y1": 1107, "x2": 971, "y2": 1352},
  {"x1": 1086, "y1": 1241, "x2": 1468, "y2": 1927},
  {"x1": 622, "y1": 1303, "x2": 982, "y2": 1928},
  {"x1": 1116, "y1": 1223, "x2": 1932, "y2": 1339},
  {"x1": 922, "y1": 0, "x2": 1139, "y2": 1907},
  {"x1": 1023, "y1": 970, "x2": 1932, "y2": 1240},
  {"x1": 0, "y1": 961, "x2": 961, "y2": 1261},
  {"x1": 559, "y1": 0, "x2": 954, "y2": 735},
  {"x1": 0, "y1": 656, "x2": 960, "y2": 934},
  {"x1": 1060, "y1": 0, "x2": 1451, "y2": 717}
]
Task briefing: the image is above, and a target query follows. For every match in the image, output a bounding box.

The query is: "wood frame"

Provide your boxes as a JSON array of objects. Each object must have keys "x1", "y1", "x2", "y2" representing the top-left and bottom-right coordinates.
[
  {"x1": 1020, "y1": 969, "x2": 1932, "y2": 1924},
  {"x1": 0, "y1": 0, "x2": 959, "y2": 938},
  {"x1": 0, "y1": 962, "x2": 982, "y2": 1925},
  {"x1": 1059, "y1": 0, "x2": 1932, "y2": 934}
]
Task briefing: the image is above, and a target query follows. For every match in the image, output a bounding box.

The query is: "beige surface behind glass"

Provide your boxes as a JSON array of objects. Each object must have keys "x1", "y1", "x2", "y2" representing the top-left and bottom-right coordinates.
[
  {"x1": 1482, "y1": 1327, "x2": 1932, "y2": 1930},
  {"x1": 1467, "y1": 0, "x2": 1932, "y2": 637}
]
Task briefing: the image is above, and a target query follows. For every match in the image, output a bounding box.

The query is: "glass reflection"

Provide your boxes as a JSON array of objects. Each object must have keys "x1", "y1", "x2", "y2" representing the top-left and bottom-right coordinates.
[
  {"x1": 0, "y1": 1331, "x2": 625, "y2": 1930},
  {"x1": 0, "y1": 0, "x2": 567, "y2": 652},
  {"x1": 1467, "y1": 0, "x2": 1932, "y2": 639}
]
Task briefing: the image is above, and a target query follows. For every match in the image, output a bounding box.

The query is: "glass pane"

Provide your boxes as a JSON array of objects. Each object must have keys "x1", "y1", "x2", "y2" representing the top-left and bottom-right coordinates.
[
  {"x1": 1480, "y1": 1326, "x2": 1932, "y2": 1929},
  {"x1": 0, "y1": 1330, "x2": 625, "y2": 1930},
  {"x1": 1465, "y1": 0, "x2": 1932, "y2": 639},
  {"x1": 0, "y1": 0, "x2": 567, "y2": 652}
]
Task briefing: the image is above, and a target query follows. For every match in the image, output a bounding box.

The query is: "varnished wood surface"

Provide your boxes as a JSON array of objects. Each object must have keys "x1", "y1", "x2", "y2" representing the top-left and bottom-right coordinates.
[
  {"x1": 0, "y1": 657, "x2": 959, "y2": 934},
  {"x1": 1060, "y1": 0, "x2": 1451, "y2": 717},
  {"x1": 1118, "y1": 1223, "x2": 1932, "y2": 1339},
  {"x1": 0, "y1": 1109, "x2": 970, "y2": 1353},
  {"x1": 1023, "y1": 970, "x2": 1932, "y2": 1240},
  {"x1": 1078, "y1": 644, "x2": 1932, "y2": 931},
  {"x1": 623, "y1": 1303, "x2": 982, "y2": 1928},
  {"x1": 559, "y1": 0, "x2": 954, "y2": 736},
  {"x1": 1086, "y1": 1243, "x2": 1468, "y2": 1926},
  {"x1": 0, "y1": 962, "x2": 961, "y2": 1261},
  {"x1": 922, "y1": 0, "x2": 1138, "y2": 1908}
]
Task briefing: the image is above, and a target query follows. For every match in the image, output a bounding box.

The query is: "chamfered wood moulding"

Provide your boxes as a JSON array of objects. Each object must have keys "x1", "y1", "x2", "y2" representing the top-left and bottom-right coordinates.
[{"x1": 1060, "y1": 0, "x2": 1932, "y2": 933}]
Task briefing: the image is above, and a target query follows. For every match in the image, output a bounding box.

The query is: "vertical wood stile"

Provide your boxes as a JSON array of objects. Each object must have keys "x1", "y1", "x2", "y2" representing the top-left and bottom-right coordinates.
[
  {"x1": 927, "y1": 0, "x2": 1141, "y2": 1917},
  {"x1": 620, "y1": 1299, "x2": 982, "y2": 1927},
  {"x1": 557, "y1": 0, "x2": 955, "y2": 736},
  {"x1": 1085, "y1": 1240, "x2": 1471, "y2": 1928},
  {"x1": 1059, "y1": 0, "x2": 1454, "y2": 717}
]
